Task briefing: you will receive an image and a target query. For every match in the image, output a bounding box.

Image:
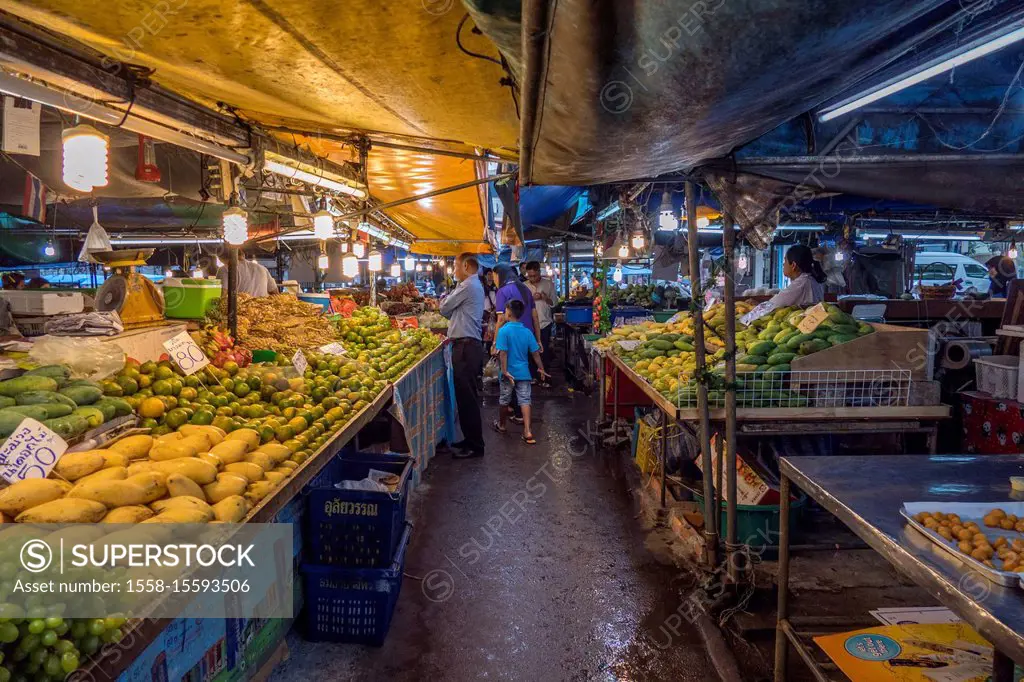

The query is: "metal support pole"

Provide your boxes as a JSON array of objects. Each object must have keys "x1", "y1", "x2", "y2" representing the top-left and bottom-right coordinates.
[
  {"x1": 660, "y1": 410, "x2": 668, "y2": 507},
  {"x1": 563, "y1": 240, "x2": 570, "y2": 298},
  {"x1": 227, "y1": 246, "x2": 239, "y2": 339},
  {"x1": 723, "y1": 214, "x2": 739, "y2": 583},
  {"x1": 613, "y1": 363, "x2": 620, "y2": 443},
  {"x1": 687, "y1": 181, "x2": 717, "y2": 568},
  {"x1": 774, "y1": 474, "x2": 792, "y2": 682}
]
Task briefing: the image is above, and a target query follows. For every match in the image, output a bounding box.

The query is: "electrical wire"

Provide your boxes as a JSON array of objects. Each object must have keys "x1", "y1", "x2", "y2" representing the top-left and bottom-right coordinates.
[{"x1": 456, "y1": 14, "x2": 502, "y2": 66}]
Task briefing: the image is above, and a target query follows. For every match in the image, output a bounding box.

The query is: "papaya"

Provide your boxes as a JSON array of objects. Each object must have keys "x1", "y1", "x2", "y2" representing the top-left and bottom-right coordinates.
[
  {"x1": 673, "y1": 340, "x2": 695, "y2": 352},
  {"x1": 737, "y1": 355, "x2": 768, "y2": 366},
  {"x1": 0, "y1": 376, "x2": 58, "y2": 397},
  {"x1": 746, "y1": 341, "x2": 776, "y2": 356},
  {"x1": 72, "y1": 406, "x2": 106, "y2": 428},
  {"x1": 23, "y1": 365, "x2": 72, "y2": 386},
  {"x1": 767, "y1": 352, "x2": 796, "y2": 365},
  {"x1": 649, "y1": 340, "x2": 674, "y2": 352},
  {"x1": 798, "y1": 339, "x2": 831, "y2": 356},
  {"x1": 827, "y1": 334, "x2": 858, "y2": 346},
  {"x1": 785, "y1": 333, "x2": 815, "y2": 350},
  {"x1": 59, "y1": 385, "x2": 103, "y2": 406}
]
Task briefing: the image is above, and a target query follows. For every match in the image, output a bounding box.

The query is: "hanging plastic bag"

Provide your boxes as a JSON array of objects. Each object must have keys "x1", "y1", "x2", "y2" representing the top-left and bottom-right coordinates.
[
  {"x1": 29, "y1": 336, "x2": 125, "y2": 380},
  {"x1": 482, "y1": 356, "x2": 499, "y2": 382},
  {"x1": 78, "y1": 205, "x2": 111, "y2": 263}
]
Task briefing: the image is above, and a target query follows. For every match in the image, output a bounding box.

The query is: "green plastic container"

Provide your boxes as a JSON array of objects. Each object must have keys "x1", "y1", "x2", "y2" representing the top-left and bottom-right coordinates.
[
  {"x1": 693, "y1": 491, "x2": 806, "y2": 549},
  {"x1": 163, "y1": 278, "x2": 221, "y2": 319},
  {"x1": 653, "y1": 310, "x2": 680, "y2": 323}
]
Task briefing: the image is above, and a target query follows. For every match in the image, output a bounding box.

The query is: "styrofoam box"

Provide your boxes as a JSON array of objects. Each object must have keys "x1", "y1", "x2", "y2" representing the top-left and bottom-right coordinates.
[{"x1": 0, "y1": 290, "x2": 84, "y2": 316}]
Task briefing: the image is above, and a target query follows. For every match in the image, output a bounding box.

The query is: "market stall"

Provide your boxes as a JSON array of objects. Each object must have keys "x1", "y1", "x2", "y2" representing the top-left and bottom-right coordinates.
[{"x1": 774, "y1": 454, "x2": 1024, "y2": 682}]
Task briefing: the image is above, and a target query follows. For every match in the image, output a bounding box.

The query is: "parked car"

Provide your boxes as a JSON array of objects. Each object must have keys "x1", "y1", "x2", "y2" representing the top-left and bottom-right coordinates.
[{"x1": 913, "y1": 252, "x2": 993, "y2": 295}]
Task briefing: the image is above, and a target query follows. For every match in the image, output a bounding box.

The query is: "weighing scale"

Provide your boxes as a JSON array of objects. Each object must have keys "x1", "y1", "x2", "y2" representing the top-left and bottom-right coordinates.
[{"x1": 93, "y1": 249, "x2": 165, "y2": 327}]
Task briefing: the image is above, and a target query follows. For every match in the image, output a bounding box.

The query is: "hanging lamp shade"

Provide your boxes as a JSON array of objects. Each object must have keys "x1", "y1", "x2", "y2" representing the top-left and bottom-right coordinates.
[
  {"x1": 312, "y1": 210, "x2": 334, "y2": 240},
  {"x1": 367, "y1": 249, "x2": 383, "y2": 272},
  {"x1": 390, "y1": 263, "x2": 401, "y2": 278},
  {"x1": 62, "y1": 124, "x2": 109, "y2": 192},
  {"x1": 341, "y1": 253, "x2": 359, "y2": 278},
  {"x1": 222, "y1": 207, "x2": 249, "y2": 245},
  {"x1": 317, "y1": 253, "x2": 329, "y2": 270},
  {"x1": 404, "y1": 255, "x2": 415, "y2": 271}
]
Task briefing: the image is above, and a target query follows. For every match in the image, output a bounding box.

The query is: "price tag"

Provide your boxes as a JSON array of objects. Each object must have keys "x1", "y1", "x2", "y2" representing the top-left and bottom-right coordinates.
[
  {"x1": 0, "y1": 418, "x2": 67, "y2": 482},
  {"x1": 162, "y1": 332, "x2": 210, "y2": 376},
  {"x1": 319, "y1": 342, "x2": 346, "y2": 356},
  {"x1": 617, "y1": 340, "x2": 642, "y2": 351},
  {"x1": 797, "y1": 303, "x2": 829, "y2": 334},
  {"x1": 739, "y1": 301, "x2": 778, "y2": 327},
  {"x1": 292, "y1": 350, "x2": 308, "y2": 375}
]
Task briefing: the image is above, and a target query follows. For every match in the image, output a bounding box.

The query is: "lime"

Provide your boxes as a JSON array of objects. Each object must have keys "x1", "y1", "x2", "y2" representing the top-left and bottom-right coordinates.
[
  {"x1": 274, "y1": 425, "x2": 295, "y2": 442},
  {"x1": 154, "y1": 366, "x2": 174, "y2": 380},
  {"x1": 152, "y1": 379, "x2": 172, "y2": 396},
  {"x1": 190, "y1": 410, "x2": 214, "y2": 426},
  {"x1": 116, "y1": 376, "x2": 139, "y2": 396},
  {"x1": 179, "y1": 387, "x2": 198, "y2": 401},
  {"x1": 165, "y1": 408, "x2": 189, "y2": 429}
]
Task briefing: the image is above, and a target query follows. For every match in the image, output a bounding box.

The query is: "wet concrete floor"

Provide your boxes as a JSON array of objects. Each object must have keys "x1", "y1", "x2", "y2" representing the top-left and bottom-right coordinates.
[{"x1": 275, "y1": 391, "x2": 715, "y2": 681}]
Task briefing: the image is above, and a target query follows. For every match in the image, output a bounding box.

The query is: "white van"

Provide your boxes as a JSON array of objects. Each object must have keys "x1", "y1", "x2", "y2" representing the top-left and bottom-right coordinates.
[{"x1": 913, "y1": 252, "x2": 992, "y2": 294}]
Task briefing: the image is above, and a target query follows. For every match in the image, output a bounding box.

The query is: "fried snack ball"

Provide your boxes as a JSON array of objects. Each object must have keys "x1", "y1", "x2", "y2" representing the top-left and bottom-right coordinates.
[
  {"x1": 973, "y1": 533, "x2": 991, "y2": 546},
  {"x1": 1013, "y1": 539, "x2": 1024, "y2": 552},
  {"x1": 965, "y1": 522, "x2": 981, "y2": 531},
  {"x1": 938, "y1": 526, "x2": 954, "y2": 540},
  {"x1": 959, "y1": 540, "x2": 973, "y2": 553},
  {"x1": 957, "y1": 528, "x2": 973, "y2": 541},
  {"x1": 994, "y1": 536, "x2": 1009, "y2": 549},
  {"x1": 925, "y1": 518, "x2": 940, "y2": 529},
  {"x1": 1005, "y1": 559, "x2": 1020, "y2": 572},
  {"x1": 991, "y1": 508, "x2": 1007, "y2": 519},
  {"x1": 1000, "y1": 518, "x2": 1016, "y2": 531},
  {"x1": 971, "y1": 547, "x2": 994, "y2": 561},
  {"x1": 1007, "y1": 514, "x2": 1019, "y2": 524},
  {"x1": 914, "y1": 512, "x2": 930, "y2": 523},
  {"x1": 984, "y1": 514, "x2": 1001, "y2": 528},
  {"x1": 948, "y1": 514, "x2": 962, "y2": 524},
  {"x1": 1015, "y1": 520, "x2": 1024, "y2": 533}
]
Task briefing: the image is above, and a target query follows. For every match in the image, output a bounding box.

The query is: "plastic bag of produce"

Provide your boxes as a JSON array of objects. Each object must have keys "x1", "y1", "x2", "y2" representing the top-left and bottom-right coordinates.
[
  {"x1": 29, "y1": 336, "x2": 125, "y2": 380},
  {"x1": 482, "y1": 356, "x2": 499, "y2": 382}
]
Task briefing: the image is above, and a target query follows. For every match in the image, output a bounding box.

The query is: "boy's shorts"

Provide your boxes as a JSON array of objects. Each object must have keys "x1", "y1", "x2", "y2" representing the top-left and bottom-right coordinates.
[{"x1": 499, "y1": 375, "x2": 532, "y2": 406}]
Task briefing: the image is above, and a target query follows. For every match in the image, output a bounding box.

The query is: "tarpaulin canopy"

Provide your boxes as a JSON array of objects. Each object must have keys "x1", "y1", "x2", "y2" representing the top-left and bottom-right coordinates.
[
  {"x1": 0, "y1": 0, "x2": 519, "y2": 250},
  {"x1": 472, "y1": 0, "x2": 1024, "y2": 187}
]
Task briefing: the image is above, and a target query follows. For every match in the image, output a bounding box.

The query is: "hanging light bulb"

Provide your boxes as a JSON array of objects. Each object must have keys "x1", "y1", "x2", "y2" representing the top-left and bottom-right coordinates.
[
  {"x1": 61, "y1": 124, "x2": 109, "y2": 192},
  {"x1": 215, "y1": 256, "x2": 224, "y2": 268},
  {"x1": 318, "y1": 252, "x2": 329, "y2": 270},
  {"x1": 834, "y1": 250, "x2": 845, "y2": 262},
  {"x1": 222, "y1": 207, "x2": 249, "y2": 245},
  {"x1": 353, "y1": 241, "x2": 366, "y2": 258},
  {"x1": 613, "y1": 262, "x2": 624, "y2": 283},
  {"x1": 446, "y1": 265, "x2": 454, "y2": 275},
  {"x1": 404, "y1": 255, "x2": 415, "y2": 271},
  {"x1": 312, "y1": 210, "x2": 334, "y2": 240},
  {"x1": 416, "y1": 264, "x2": 423, "y2": 272},
  {"x1": 618, "y1": 242, "x2": 629, "y2": 258},
  {"x1": 696, "y1": 216, "x2": 711, "y2": 230},
  {"x1": 368, "y1": 248, "x2": 383, "y2": 272},
  {"x1": 1010, "y1": 241, "x2": 1019, "y2": 259},
  {"x1": 341, "y1": 252, "x2": 359, "y2": 278},
  {"x1": 545, "y1": 264, "x2": 554, "y2": 277},
  {"x1": 657, "y1": 191, "x2": 678, "y2": 231},
  {"x1": 596, "y1": 243, "x2": 604, "y2": 257},
  {"x1": 737, "y1": 252, "x2": 749, "y2": 271},
  {"x1": 631, "y1": 231, "x2": 645, "y2": 250},
  {"x1": 390, "y1": 262, "x2": 401, "y2": 278},
  {"x1": 339, "y1": 241, "x2": 349, "y2": 254},
  {"x1": 192, "y1": 267, "x2": 203, "y2": 279},
  {"x1": 43, "y1": 242, "x2": 55, "y2": 257}
]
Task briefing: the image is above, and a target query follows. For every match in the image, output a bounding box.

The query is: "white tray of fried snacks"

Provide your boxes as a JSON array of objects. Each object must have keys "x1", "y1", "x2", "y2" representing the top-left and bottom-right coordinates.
[{"x1": 901, "y1": 502, "x2": 1024, "y2": 586}]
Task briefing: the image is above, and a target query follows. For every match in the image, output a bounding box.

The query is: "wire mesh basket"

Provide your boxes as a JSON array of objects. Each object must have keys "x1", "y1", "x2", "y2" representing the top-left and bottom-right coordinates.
[
  {"x1": 672, "y1": 369, "x2": 912, "y2": 409},
  {"x1": 917, "y1": 261, "x2": 958, "y2": 300}
]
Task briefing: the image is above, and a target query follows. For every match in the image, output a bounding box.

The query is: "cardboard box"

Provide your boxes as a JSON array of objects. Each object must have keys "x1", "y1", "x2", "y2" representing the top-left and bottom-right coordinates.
[{"x1": 696, "y1": 435, "x2": 776, "y2": 505}]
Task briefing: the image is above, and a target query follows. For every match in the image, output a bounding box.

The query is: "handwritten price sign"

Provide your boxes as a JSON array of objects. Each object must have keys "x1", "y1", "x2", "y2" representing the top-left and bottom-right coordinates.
[
  {"x1": 319, "y1": 342, "x2": 346, "y2": 356},
  {"x1": 0, "y1": 418, "x2": 68, "y2": 482},
  {"x1": 292, "y1": 350, "x2": 309, "y2": 375},
  {"x1": 162, "y1": 332, "x2": 210, "y2": 376}
]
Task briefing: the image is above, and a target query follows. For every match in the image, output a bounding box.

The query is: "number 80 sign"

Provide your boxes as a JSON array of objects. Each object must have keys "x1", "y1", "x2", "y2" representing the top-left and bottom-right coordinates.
[{"x1": 162, "y1": 331, "x2": 211, "y2": 376}]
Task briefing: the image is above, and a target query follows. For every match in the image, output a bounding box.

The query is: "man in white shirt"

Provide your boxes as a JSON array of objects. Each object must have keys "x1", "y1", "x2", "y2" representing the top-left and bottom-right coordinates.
[
  {"x1": 217, "y1": 254, "x2": 278, "y2": 298},
  {"x1": 524, "y1": 262, "x2": 555, "y2": 384}
]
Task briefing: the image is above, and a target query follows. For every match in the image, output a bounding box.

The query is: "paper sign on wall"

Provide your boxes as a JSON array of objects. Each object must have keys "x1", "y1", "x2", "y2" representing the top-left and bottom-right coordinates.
[
  {"x1": 292, "y1": 350, "x2": 308, "y2": 375},
  {"x1": 797, "y1": 303, "x2": 830, "y2": 334},
  {"x1": 739, "y1": 301, "x2": 777, "y2": 327},
  {"x1": 2, "y1": 97, "x2": 40, "y2": 156},
  {"x1": 319, "y1": 342, "x2": 346, "y2": 356},
  {"x1": 162, "y1": 332, "x2": 210, "y2": 376},
  {"x1": 0, "y1": 418, "x2": 68, "y2": 482}
]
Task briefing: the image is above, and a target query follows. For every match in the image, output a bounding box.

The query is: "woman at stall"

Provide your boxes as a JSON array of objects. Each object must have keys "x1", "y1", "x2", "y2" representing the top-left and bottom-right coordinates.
[
  {"x1": 985, "y1": 255, "x2": 1017, "y2": 298},
  {"x1": 768, "y1": 244, "x2": 826, "y2": 308}
]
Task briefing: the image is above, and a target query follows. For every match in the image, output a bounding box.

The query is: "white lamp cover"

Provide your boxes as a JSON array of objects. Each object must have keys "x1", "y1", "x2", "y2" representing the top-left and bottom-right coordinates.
[
  {"x1": 353, "y1": 241, "x2": 366, "y2": 258},
  {"x1": 340, "y1": 241, "x2": 349, "y2": 253},
  {"x1": 312, "y1": 210, "x2": 334, "y2": 240},
  {"x1": 317, "y1": 253, "x2": 329, "y2": 270},
  {"x1": 617, "y1": 243, "x2": 629, "y2": 258},
  {"x1": 613, "y1": 264, "x2": 623, "y2": 282},
  {"x1": 631, "y1": 232, "x2": 645, "y2": 250},
  {"x1": 222, "y1": 207, "x2": 249, "y2": 245},
  {"x1": 368, "y1": 249, "x2": 383, "y2": 272},
  {"x1": 696, "y1": 216, "x2": 711, "y2": 229},
  {"x1": 341, "y1": 253, "x2": 359, "y2": 278},
  {"x1": 62, "y1": 124, "x2": 109, "y2": 192},
  {"x1": 416, "y1": 264, "x2": 423, "y2": 272},
  {"x1": 404, "y1": 255, "x2": 415, "y2": 271},
  {"x1": 390, "y1": 263, "x2": 401, "y2": 277}
]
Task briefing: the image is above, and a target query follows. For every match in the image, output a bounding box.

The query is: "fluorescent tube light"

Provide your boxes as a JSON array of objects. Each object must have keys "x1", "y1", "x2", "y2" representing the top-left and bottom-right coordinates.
[
  {"x1": 820, "y1": 25, "x2": 1024, "y2": 122},
  {"x1": 264, "y1": 152, "x2": 367, "y2": 199},
  {"x1": 860, "y1": 232, "x2": 982, "y2": 241},
  {"x1": 597, "y1": 202, "x2": 621, "y2": 221}
]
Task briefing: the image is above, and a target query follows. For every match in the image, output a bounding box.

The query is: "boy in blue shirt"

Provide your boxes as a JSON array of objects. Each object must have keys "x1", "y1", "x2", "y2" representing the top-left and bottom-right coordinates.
[{"x1": 494, "y1": 299, "x2": 549, "y2": 444}]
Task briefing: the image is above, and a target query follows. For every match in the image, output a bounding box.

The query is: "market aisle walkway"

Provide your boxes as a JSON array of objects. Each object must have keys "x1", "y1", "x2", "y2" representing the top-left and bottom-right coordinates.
[{"x1": 275, "y1": 392, "x2": 715, "y2": 682}]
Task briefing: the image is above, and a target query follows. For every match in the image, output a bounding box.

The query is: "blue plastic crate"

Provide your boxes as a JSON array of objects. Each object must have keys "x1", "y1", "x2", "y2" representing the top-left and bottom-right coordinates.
[
  {"x1": 306, "y1": 456, "x2": 412, "y2": 567},
  {"x1": 301, "y1": 523, "x2": 412, "y2": 645},
  {"x1": 610, "y1": 306, "x2": 654, "y2": 327},
  {"x1": 563, "y1": 305, "x2": 593, "y2": 325}
]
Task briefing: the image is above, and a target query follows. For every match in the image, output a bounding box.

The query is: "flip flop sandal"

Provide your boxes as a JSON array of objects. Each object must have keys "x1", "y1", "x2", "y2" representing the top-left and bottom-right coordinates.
[
  {"x1": 510, "y1": 416, "x2": 524, "y2": 425},
  {"x1": 492, "y1": 420, "x2": 507, "y2": 434},
  {"x1": 522, "y1": 434, "x2": 537, "y2": 445}
]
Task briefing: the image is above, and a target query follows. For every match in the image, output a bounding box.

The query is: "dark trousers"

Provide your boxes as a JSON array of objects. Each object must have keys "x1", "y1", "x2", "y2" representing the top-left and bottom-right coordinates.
[{"x1": 451, "y1": 338, "x2": 485, "y2": 452}]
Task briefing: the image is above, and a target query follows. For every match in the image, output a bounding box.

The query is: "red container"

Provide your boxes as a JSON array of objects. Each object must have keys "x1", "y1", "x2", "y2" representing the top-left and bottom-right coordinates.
[{"x1": 603, "y1": 356, "x2": 652, "y2": 419}]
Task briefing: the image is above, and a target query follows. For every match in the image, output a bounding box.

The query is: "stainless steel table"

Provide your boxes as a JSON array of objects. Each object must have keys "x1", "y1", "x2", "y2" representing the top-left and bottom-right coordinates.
[{"x1": 775, "y1": 454, "x2": 1024, "y2": 682}]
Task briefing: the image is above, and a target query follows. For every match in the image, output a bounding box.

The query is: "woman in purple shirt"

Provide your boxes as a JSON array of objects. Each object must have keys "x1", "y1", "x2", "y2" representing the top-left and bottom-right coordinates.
[{"x1": 491, "y1": 264, "x2": 542, "y2": 423}]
